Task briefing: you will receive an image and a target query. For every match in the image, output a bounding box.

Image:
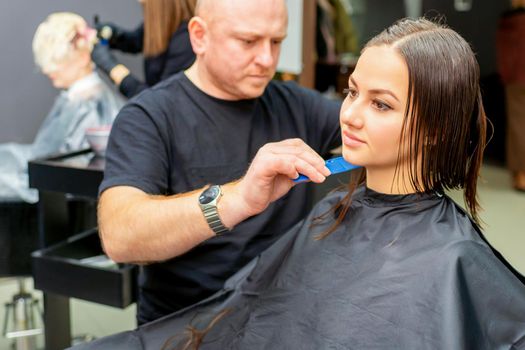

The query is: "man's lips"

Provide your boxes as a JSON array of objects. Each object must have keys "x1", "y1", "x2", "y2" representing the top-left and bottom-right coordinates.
[{"x1": 248, "y1": 74, "x2": 269, "y2": 79}]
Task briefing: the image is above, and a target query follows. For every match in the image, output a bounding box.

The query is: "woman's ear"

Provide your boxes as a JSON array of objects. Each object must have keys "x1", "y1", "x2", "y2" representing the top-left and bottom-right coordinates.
[{"x1": 188, "y1": 16, "x2": 208, "y2": 55}]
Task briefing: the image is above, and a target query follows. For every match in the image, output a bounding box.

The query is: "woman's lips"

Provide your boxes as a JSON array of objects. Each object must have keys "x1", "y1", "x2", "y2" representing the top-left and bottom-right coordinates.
[{"x1": 342, "y1": 130, "x2": 366, "y2": 147}]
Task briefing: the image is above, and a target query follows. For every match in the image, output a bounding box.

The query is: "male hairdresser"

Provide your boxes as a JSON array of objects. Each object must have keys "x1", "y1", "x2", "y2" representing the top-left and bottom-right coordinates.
[{"x1": 98, "y1": 0, "x2": 341, "y2": 324}]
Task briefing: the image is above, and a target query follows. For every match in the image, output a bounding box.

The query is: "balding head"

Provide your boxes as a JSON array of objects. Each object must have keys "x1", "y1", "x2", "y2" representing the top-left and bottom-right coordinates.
[
  {"x1": 195, "y1": 0, "x2": 212, "y2": 15},
  {"x1": 187, "y1": 0, "x2": 288, "y2": 100},
  {"x1": 195, "y1": 0, "x2": 286, "y2": 25}
]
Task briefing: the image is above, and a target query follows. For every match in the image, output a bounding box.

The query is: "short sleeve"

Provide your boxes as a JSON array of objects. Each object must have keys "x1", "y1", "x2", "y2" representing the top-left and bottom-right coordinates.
[{"x1": 99, "y1": 100, "x2": 170, "y2": 196}]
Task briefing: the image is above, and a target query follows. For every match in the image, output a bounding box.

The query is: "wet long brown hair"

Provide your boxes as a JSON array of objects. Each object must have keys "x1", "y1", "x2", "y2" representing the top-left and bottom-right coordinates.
[
  {"x1": 317, "y1": 18, "x2": 487, "y2": 239},
  {"x1": 143, "y1": 0, "x2": 196, "y2": 57},
  {"x1": 161, "y1": 309, "x2": 232, "y2": 350}
]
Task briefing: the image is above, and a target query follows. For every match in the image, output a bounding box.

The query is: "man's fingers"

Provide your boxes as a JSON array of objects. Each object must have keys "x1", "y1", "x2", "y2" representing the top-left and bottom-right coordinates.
[
  {"x1": 261, "y1": 139, "x2": 330, "y2": 178},
  {"x1": 289, "y1": 157, "x2": 327, "y2": 183},
  {"x1": 257, "y1": 153, "x2": 327, "y2": 183}
]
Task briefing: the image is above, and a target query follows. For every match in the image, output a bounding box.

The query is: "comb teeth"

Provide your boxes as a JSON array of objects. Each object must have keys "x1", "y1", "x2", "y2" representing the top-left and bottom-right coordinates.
[{"x1": 293, "y1": 156, "x2": 361, "y2": 183}]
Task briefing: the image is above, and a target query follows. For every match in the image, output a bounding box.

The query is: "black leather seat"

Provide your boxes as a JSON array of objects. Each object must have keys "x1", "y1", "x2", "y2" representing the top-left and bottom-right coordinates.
[{"x1": 0, "y1": 202, "x2": 39, "y2": 277}]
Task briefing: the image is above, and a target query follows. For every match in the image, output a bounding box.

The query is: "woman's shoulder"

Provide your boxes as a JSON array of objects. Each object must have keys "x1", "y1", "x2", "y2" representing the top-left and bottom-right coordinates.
[{"x1": 435, "y1": 202, "x2": 525, "y2": 286}]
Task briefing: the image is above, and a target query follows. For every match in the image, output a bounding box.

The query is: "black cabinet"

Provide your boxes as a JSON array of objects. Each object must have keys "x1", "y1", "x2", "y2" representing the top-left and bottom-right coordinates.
[
  {"x1": 28, "y1": 149, "x2": 137, "y2": 349},
  {"x1": 32, "y1": 229, "x2": 136, "y2": 308}
]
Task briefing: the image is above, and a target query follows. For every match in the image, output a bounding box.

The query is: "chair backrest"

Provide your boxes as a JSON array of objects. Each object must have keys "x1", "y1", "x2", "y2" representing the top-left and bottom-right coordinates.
[{"x1": 0, "y1": 202, "x2": 39, "y2": 276}]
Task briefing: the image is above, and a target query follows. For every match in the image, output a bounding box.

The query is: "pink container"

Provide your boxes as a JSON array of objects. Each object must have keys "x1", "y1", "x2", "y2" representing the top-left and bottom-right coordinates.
[{"x1": 85, "y1": 125, "x2": 111, "y2": 157}]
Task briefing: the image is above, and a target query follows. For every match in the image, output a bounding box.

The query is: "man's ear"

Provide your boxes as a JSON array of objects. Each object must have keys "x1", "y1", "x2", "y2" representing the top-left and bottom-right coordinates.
[{"x1": 188, "y1": 16, "x2": 208, "y2": 55}]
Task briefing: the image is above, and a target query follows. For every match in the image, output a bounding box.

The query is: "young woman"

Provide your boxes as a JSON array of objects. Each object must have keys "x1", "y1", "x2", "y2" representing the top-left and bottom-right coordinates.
[
  {"x1": 73, "y1": 18, "x2": 525, "y2": 350},
  {"x1": 91, "y1": 0, "x2": 196, "y2": 98}
]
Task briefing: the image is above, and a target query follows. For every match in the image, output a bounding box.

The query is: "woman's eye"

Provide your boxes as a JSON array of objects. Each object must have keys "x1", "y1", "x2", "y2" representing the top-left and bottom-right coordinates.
[
  {"x1": 372, "y1": 100, "x2": 392, "y2": 111},
  {"x1": 343, "y1": 88, "x2": 358, "y2": 99}
]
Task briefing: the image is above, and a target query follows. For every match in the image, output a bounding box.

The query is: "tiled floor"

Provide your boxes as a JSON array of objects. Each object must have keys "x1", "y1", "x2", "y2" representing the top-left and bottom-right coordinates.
[
  {"x1": 0, "y1": 163, "x2": 523, "y2": 349},
  {"x1": 0, "y1": 278, "x2": 136, "y2": 349}
]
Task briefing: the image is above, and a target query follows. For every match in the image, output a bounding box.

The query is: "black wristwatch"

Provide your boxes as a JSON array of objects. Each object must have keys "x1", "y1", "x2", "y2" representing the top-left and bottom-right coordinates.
[{"x1": 198, "y1": 185, "x2": 229, "y2": 235}]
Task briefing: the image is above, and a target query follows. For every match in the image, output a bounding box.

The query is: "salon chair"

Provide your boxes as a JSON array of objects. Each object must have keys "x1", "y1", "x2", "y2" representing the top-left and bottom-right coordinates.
[
  {"x1": 0, "y1": 201, "x2": 42, "y2": 350},
  {"x1": 0, "y1": 198, "x2": 97, "y2": 349}
]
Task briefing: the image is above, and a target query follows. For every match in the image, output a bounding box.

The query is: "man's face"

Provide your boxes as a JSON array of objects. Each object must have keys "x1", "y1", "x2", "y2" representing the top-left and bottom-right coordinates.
[{"x1": 200, "y1": 0, "x2": 288, "y2": 100}]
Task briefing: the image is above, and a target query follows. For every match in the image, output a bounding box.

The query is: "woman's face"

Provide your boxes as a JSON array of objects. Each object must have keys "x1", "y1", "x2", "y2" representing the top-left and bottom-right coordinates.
[
  {"x1": 340, "y1": 45, "x2": 410, "y2": 185},
  {"x1": 43, "y1": 52, "x2": 90, "y2": 89},
  {"x1": 41, "y1": 20, "x2": 94, "y2": 89}
]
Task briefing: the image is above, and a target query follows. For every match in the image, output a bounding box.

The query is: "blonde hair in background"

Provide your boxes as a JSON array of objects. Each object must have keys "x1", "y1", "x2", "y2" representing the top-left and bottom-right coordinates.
[{"x1": 32, "y1": 12, "x2": 94, "y2": 72}]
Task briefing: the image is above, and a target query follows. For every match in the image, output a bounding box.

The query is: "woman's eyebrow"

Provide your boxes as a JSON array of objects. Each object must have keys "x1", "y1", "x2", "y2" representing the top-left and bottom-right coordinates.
[
  {"x1": 369, "y1": 88, "x2": 400, "y2": 102},
  {"x1": 349, "y1": 75, "x2": 400, "y2": 102}
]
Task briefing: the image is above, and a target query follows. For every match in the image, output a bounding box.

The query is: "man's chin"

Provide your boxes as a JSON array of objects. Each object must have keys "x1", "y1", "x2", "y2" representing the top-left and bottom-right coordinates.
[{"x1": 241, "y1": 82, "x2": 269, "y2": 99}]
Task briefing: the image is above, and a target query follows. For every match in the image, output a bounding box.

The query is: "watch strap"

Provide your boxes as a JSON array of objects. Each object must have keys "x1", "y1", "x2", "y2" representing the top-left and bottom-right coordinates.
[{"x1": 202, "y1": 206, "x2": 229, "y2": 235}]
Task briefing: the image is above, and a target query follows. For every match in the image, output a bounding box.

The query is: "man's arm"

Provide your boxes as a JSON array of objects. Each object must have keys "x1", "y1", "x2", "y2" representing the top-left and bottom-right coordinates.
[{"x1": 98, "y1": 138, "x2": 331, "y2": 264}]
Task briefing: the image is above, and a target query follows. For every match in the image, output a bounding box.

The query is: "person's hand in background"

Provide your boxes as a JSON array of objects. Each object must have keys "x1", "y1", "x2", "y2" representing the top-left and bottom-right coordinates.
[
  {"x1": 93, "y1": 16, "x2": 123, "y2": 47},
  {"x1": 91, "y1": 43, "x2": 118, "y2": 75},
  {"x1": 91, "y1": 43, "x2": 130, "y2": 85}
]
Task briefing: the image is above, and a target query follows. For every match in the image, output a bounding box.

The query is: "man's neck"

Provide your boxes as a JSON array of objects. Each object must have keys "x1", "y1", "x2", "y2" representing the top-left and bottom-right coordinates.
[
  {"x1": 185, "y1": 61, "x2": 239, "y2": 101},
  {"x1": 184, "y1": 63, "x2": 203, "y2": 90}
]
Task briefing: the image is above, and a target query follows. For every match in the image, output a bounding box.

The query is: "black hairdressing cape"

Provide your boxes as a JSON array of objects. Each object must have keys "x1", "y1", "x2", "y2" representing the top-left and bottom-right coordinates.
[{"x1": 72, "y1": 187, "x2": 525, "y2": 349}]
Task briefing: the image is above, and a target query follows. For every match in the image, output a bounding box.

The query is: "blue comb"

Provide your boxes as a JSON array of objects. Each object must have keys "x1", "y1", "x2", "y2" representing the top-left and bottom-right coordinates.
[{"x1": 293, "y1": 156, "x2": 361, "y2": 183}]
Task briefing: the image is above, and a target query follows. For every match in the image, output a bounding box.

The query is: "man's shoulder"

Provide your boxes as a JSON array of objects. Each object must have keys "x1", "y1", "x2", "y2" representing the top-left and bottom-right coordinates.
[
  {"x1": 110, "y1": 75, "x2": 185, "y2": 127},
  {"x1": 263, "y1": 80, "x2": 310, "y2": 98},
  {"x1": 132, "y1": 73, "x2": 188, "y2": 104}
]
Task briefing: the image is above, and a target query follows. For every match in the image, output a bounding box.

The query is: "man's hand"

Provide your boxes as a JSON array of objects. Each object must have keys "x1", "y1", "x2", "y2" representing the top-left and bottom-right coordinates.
[
  {"x1": 99, "y1": 139, "x2": 331, "y2": 263},
  {"x1": 224, "y1": 139, "x2": 331, "y2": 221}
]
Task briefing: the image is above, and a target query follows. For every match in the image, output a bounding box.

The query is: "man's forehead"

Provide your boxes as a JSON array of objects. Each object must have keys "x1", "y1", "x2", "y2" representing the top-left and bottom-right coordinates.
[{"x1": 197, "y1": 0, "x2": 287, "y2": 21}]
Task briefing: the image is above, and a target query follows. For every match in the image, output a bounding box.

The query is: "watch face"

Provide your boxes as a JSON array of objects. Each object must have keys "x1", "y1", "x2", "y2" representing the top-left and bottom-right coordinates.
[{"x1": 199, "y1": 186, "x2": 220, "y2": 205}]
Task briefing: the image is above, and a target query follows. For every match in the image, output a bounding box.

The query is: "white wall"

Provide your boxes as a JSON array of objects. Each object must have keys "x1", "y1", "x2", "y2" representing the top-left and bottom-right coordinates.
[{"x1": 277, "y1": 0, "x2": 303, "y2": 74}]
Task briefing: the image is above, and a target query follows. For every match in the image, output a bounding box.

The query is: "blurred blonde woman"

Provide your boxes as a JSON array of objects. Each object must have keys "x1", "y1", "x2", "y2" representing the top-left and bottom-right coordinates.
[{"x1": 0, "y1": 12, "x2": 123, "y2": 203}]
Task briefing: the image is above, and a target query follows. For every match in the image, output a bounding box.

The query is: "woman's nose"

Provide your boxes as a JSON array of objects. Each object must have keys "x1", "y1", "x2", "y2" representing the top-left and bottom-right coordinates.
[{"x1": 340, "y1": 101, "x2": 365, "y2": 129}]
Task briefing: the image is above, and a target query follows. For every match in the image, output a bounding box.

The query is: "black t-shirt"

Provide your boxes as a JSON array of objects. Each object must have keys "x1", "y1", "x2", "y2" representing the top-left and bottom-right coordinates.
[{"x1": 100, "y1": 72, "x2": 341, "y2": 324}]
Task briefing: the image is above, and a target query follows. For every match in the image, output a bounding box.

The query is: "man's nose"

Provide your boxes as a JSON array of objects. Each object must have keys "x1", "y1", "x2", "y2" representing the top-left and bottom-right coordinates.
[{"x1": 254, "y1": 41, "x2": 274, "y2": 68}]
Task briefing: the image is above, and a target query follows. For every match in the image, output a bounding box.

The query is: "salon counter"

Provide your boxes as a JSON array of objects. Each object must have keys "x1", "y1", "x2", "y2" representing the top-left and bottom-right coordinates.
[{"x1": 28, "y1": 149, "x2": 136, "y2": 350}]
